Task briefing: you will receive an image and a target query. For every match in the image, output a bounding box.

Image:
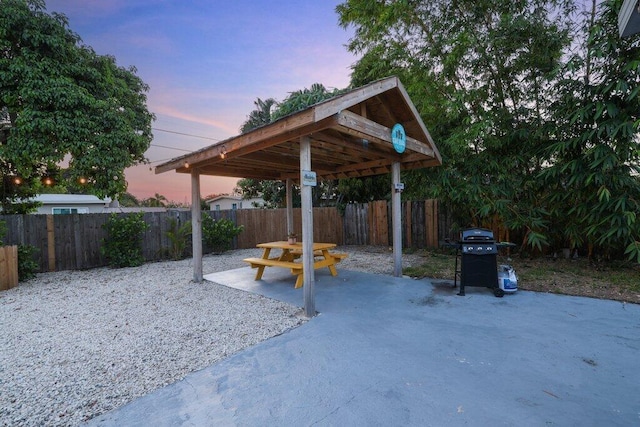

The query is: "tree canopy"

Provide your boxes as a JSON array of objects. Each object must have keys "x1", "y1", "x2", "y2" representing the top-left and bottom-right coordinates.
[
  {"x1": 0, "y1": 0, "x2": 154, "y2": 213},
  {"x1": 337, "y1": 0, "x2": 640, "y2": 261},
  {"x1": 540, "y1": 0, "x2": 640, "y2": 260}
]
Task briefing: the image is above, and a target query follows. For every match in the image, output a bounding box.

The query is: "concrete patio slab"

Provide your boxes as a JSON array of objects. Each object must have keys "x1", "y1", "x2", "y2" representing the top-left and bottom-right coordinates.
[{"x1": 88, "y1": 267, "x2": 640, "y2": 426}]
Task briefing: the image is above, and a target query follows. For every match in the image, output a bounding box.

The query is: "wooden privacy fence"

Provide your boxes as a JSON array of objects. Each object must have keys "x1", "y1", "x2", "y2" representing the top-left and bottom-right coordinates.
[
  {"x1": 343, "y1": 200, "x2": 440, "y2": 247},
  {"x1": 0, "y1": 211, "x2": 198, "y2": 273},
  {"x1": 0, "y1": 199, "x2": 443, "y2": 274},
  {"x1": 234, "y1": 207, "x2": 344, "y2": 248}
]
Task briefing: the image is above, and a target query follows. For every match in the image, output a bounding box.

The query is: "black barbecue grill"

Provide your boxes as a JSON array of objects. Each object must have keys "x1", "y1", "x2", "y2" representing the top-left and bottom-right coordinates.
[{"x1": 444, "y1": 228, "x2": 506, "y2": 297}]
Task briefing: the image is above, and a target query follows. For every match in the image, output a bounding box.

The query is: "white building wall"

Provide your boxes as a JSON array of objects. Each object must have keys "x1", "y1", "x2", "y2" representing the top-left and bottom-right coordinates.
[
  {"x1": 207, "y1": 196, "x2": 265, "y2": 211},
  {"x1": 30, "y1": 194, "x2": 111, "y2": 214}
]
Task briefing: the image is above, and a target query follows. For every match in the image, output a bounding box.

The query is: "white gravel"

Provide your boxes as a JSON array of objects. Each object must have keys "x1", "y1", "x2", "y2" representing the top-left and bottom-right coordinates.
[{"x1": 0, "y1": 246, "x2": 425, "y2": 427}]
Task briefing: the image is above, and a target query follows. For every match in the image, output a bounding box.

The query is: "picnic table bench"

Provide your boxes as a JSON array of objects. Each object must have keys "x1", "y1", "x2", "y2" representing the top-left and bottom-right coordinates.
[{"x1": 243, "y1": 241, "x2": 347, "y2": 288}]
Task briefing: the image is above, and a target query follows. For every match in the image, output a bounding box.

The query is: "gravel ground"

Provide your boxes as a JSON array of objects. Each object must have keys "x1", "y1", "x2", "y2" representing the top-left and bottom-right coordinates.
[{"x1": 0, "y1": 246, "x2": 424, "y2": 427}]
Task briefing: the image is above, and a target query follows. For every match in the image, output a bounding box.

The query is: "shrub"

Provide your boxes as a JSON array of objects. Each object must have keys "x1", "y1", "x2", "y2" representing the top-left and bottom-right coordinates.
[
  {"x1": 18, "y1": 245, "x2": 39, "y2": 281},
  {"x1": 0, "y1": 219, "x2": 6, "y2": 246},
  {"x1": 165, "y1": 217, "x2": 192, "y2": 260},
  {"x1": 101, "y1": 213, "x2": 149, "y2": 268},
  {"x1": 202, "y1": 215, "x2": 243, "y2": 253}
]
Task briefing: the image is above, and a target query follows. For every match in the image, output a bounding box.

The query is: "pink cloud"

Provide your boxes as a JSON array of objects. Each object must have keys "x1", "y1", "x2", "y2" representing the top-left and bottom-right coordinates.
[{"x1": 152, "y1": 104, "x2": 237, "y2": 135}]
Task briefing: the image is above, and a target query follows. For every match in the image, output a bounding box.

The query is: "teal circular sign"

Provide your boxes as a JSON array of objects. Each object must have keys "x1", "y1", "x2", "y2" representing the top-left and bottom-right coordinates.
[{"x1": 391, "y1": 123, "x2": 406, "y2": 154}]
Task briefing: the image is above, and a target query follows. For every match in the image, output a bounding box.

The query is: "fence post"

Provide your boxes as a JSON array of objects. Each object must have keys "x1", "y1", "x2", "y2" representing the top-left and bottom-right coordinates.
[
  {"x1": 0, "y1": 245, "x2": 19, "y2": 290},
  {"x1": 46, "y1": 214, "x2": 56, "y2": 272}
]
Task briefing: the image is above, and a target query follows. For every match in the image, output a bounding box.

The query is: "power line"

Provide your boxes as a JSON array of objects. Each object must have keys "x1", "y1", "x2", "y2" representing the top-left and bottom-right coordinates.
[
  {"x1": 150, "y1": 143, "x2": 193, "y2": 152},
  {"x1": 147, "y1": 157, "x2": 176, "y2": 165},
  {"x1": 152, "y1": 127, "x2": 222, "y2": 142}
]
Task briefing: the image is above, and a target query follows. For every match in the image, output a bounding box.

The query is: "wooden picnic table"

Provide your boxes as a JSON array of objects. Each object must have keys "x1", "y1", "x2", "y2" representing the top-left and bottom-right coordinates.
[{"x1": 243, "y1": 241, "x2": 347, "y2": 288}]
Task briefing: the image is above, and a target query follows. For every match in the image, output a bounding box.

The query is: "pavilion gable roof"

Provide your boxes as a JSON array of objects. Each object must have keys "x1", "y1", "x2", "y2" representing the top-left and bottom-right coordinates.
[{"x1": 155, "y1": 76, "x2": 441, "y2": 181}]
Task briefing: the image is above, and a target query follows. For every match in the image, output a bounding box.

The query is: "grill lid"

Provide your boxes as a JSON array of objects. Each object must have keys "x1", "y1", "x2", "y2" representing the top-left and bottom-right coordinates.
[{"x1": 461, "y1": 228, "x2": 495, "y2": 242}]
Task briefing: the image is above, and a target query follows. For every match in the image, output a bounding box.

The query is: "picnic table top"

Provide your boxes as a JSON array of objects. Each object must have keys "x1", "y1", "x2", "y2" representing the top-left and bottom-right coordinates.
[{"x1": 256, "y1": 241, "x2": 336, "y2": 251}]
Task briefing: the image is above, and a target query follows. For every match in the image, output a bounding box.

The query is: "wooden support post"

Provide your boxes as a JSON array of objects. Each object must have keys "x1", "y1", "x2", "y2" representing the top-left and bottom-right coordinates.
[
  {"x1": 286, "y1": 178, "x2": 294, "y2": 237},
  {"x1": 46, "y1": 214, "x2": 56, "y2": 272},
  {"x1": 392, "y1": 162, "x2": 402, "y2": 277},
  {"x1": 191, "y1": 169, "x2": 203, "y2": 283},
  {"x1": 300, "y1": 136, "x2": 315, "y2": 317}
]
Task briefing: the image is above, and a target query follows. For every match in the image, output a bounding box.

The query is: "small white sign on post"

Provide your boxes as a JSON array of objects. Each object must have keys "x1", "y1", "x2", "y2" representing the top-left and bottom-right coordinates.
[{"x1": 302, "y1": 170, "x2": 317, "y2": 187}]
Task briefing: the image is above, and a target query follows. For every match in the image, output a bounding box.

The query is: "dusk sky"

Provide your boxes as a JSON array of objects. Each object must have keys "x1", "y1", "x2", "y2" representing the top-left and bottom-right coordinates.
[{"x1": 44, "y1": 0, "x2": 358, "y2": 204}]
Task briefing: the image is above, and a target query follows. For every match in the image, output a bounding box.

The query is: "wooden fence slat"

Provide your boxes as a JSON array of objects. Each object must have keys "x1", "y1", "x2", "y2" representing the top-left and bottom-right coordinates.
[
  {"x1": 0, "y1": 245, "x2": 19, "y2": 290},
  {"x1": 410, "y1": 201, "x2": 425, "y2": 248},
  {"x1": 343, "y1": 203, "x2": 368, "y2": 245},
  {"x1": 9, "y1": 245, "x2": 18, "y2": 288},
  {"x1": 405, "y1": 202, "x2": 412, "y2": 248},
  {"x1": 368, "y1": 201, "x2": 388, "y2": 246},
  {"x1": 0, "y1": 246, "x2": 8, "y2": 290},
  {"x1": 73, "y1": 214, "x2": 83, "y2": 269},
  {"x1": 46, "y1": 215, "x2": 56, "y2": 272},
  {"x1": 1, "y1": 200, "x2": 441, "y2": 273},
  {"x1": 425, "y1": 199, "x2": 438, "y2": 248}
]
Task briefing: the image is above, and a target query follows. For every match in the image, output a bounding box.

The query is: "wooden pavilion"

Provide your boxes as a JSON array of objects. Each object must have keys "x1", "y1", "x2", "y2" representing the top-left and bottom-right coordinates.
[{"x1": 155, "y1": 76, "x2": 442, "y2": 316}]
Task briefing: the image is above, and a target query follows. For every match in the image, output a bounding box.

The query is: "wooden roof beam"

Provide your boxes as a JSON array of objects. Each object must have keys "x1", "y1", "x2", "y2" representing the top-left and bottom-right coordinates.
[
  {"x1": 239, "y1": 152, "x2": 300, "y2": 169},
  {"x1": 333, "y1": 110, "x2": 436, "y2": 158},
  {"x1": 195, "y1": 165, "x2": 282, "y2": 180},
  {"x1": 370, "y1": 93, "x2": 399, "y2": 124}
]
